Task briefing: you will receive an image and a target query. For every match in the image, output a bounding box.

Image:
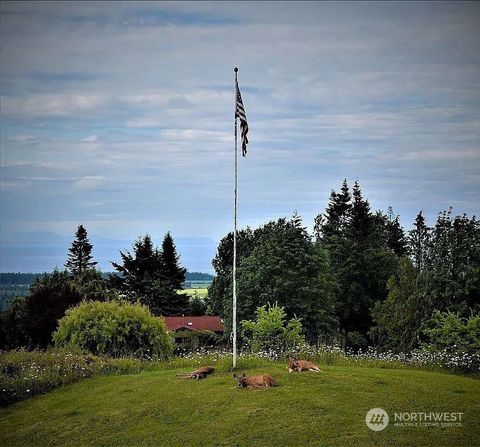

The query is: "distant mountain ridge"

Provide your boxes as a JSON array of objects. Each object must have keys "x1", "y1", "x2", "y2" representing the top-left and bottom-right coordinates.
[{"x1": 0, "y1": 231, "x2": 217, "y2": 273}]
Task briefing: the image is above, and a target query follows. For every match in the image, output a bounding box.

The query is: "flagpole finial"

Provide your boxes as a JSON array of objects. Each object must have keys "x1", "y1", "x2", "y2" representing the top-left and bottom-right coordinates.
[{"x1": 234, "y1": 67, "x2": 238, "y2": 72}]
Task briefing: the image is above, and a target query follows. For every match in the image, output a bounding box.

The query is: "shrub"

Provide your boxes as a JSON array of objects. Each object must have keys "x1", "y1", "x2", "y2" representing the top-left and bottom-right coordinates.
[
  {"x1": 53, "y1": 300, "x2": 173, "y2": 358},
  {"x1": 241, "y1": 302, "x2": 305, "y2": 356},
  {"x1": 422, "y1": 310, "x2": 480, "y2": 355}
]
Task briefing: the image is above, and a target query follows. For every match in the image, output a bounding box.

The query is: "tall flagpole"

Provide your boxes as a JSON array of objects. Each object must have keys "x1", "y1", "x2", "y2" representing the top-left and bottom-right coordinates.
[{"x1": 233, "y1": 67, "x2": 238, "y2": 368}]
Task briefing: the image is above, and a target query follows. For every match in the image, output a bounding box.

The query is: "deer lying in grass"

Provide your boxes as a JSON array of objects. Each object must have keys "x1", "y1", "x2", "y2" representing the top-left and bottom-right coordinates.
[
  {"x1": 287, "y1": 358, "x2": 324, "y2": 373},
  {"x1": 233, "y1": 372, "x2": 279, "y2": 388},
  {"x1": 176, "y1": 366, "x2": 215, "y2": 380}
]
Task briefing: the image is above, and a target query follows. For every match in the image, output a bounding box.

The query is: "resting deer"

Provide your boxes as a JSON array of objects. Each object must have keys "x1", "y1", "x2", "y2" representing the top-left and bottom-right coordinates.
[
  {"x1": 176, "y1": 366, "x2": 215, "y2": 380},
  {"x1": 287, "y1": 358, "x2": 324, "y2": 373},
  {"x1": 233, "y1": 372, "x2": 278, "y2": 388}
]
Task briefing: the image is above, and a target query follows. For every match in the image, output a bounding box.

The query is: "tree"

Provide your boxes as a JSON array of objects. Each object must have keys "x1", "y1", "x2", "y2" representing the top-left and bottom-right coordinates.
[
  {"x1": 314, "y1": 179, "x2": 351, "y2": 241},
  {"x1": 24, "y1": 270, "x2": 83, "y2": 348},
  {"x1": 385, "y1": 207, "x2": 408, "y2": 257},
  {"x1": 409, "y1": 211, "x2": 430, "y2": 272},
  {"x1": 371, "y1": 257, "x2": 430, "y2": 352},
  {"x1": 241, "y1": 302, "x2": 305, "y2": 354},
  {"x1": 65, "y1": 225, "x2": 97, "y2": 276},
  {"x1": 317, "y1": 181, "x2": 398, "y2": 343},
  {"x1": 234, "y1": 216, "x2": 338, "y2": 342},
  {"x1": 0, "y1": 297, "x2": 30, "y2": 349},
  {"x1": 110, "y1": 235, "x2": 188, "y2": 316},
  {"x1": 110, "y1": 235, "x2": 163, "y2": 297},
  {"x1": 427, "y1": 210, "x2": 480, "y2": 312},
  {"x1": 372, "y1": 210, "x2": 480, "y2": 352},
  {"x1": 207, "y1": 228, "x2": 255, "y2": 316},
  {"x1": 161, "y1": 232, "x2": 186, "y2": 289},
  {"x1": 188, "y1": 293, "x2": 208, "y2": 316}
]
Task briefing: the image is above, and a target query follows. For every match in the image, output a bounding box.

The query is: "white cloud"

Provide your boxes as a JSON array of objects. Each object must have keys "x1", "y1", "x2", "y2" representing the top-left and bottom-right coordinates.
[
  {"x1": 73, "y1": 175, "x2": 106, "y2": 190},
  {"x1": 8, "y1": 134, "x2": 38, "y2": 142},
  {"x1": 1, "y1": 94, "x2": 106, "y2": 117},
  {"x1": 82, "y1": 135, "x2": 100, "y2": 143}
]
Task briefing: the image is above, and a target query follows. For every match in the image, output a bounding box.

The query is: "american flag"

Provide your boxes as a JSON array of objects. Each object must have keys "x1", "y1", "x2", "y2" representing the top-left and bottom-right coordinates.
[{"x1": 235, "y1": 81, "x2": 249, "y2": 156}]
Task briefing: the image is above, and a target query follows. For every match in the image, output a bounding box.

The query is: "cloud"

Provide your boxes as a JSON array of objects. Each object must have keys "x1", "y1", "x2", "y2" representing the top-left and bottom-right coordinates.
[
  {"x1": 1, "y1": 1, "x2": 479, "y2": 271},
  {"x1": 82, "y1": 135, "x2": 100, "y2": 143},
  {"x1": 1, "y1": 94, "x2": 106, "y2": 117},
  {"x1": 72, "y1": 176, "x2": 106, "y2": 190},
  {"x1": 7, "y1": 134, "x2": 37, "y2": 142},
  {"x1": 161, "y1": 129, "x2": 230, "y2": 143}
]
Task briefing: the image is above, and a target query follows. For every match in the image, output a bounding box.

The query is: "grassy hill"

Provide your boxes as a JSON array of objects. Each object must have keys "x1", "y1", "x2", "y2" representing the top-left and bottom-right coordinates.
[{"x1": 1, "y1": 360, "x2": 478, "y2": 447}]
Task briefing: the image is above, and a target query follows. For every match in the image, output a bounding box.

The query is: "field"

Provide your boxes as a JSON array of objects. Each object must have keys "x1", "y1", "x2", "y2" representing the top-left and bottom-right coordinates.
[
  {"x1": 1, "y1": 359, "x2": 478, "y2": 447},
  {"x1": 179, "y1": 287, "x2": 209, "y2": 298}
]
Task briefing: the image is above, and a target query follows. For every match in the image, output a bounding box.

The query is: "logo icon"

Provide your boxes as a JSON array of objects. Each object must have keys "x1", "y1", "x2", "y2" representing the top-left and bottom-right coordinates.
[{"x1": 366, "y1": 408, "x2": 389, "y2": 431}]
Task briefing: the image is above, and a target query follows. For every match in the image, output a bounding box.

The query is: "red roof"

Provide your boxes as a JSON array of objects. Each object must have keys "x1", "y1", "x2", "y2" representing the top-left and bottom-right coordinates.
[{"x1": 162, "y1": 316, "x2": 224, "y2": 333}]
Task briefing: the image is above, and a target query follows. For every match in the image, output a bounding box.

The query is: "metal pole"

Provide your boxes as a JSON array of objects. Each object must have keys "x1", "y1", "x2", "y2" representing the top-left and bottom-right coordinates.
[{"x1": 233, "y1": 67, "x2": 238, "y2": 369}]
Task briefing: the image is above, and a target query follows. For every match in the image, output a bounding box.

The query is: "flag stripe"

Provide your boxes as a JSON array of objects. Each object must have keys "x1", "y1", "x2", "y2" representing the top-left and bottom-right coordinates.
[{"x1": 235, "y1": 82, "x2": 249, "y2": 156}]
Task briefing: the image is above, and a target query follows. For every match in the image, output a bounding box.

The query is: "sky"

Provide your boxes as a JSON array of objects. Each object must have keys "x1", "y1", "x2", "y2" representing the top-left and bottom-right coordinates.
[{"x1": 1, "y1": 1, "x2": 479, "y2": 273}]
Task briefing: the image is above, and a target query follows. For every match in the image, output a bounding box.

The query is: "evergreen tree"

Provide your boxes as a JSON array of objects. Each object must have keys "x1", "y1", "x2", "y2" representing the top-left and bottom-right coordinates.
[
  {"x1": 409, "y1": 211, "x2": 430, "y2": 272},
  {"x1": 110, "y1": 235, "x2": 188, "y2": 316},
  {"x1": 315, "y1": 179, "x2": 351, "y2": 240},
  {"x1": 65, "y1": 225, "x2": 97, "y2": 276},
  {"x1": 428, "y1": 210, "x2": 480, "y2": 312},
  {"x1": 110, "y1": 235, "x2": 162, "y2": 295},
  {"x1": 315, "y1": 180, "x2": 398, "y2": 345},
  {"x1": 349, "y1": 180, "x2": 373, "y2": 241},
  {"x1": 385, "y1": 207, "x2": 408, "y2": 256},
  {"x1": 371, "y1": 257, "x2": 430, "y2": 352},
  {"x1": 161, "y1": 232, "x2": 186, "y2": 290},
  {"x1": 25, "y1": 271, "x2": 83, "y2": 348}
]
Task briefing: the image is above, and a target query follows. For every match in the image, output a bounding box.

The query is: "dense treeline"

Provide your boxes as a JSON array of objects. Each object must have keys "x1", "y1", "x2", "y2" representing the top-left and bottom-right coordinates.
[
  {"x1": 185, "y1": 272, "x2": 213, "y2": 281},
  {"x1": 208, "y1": 180, "x2": 479, "y2": 352},
  {"x1": 0, "y1": 271, "x2": 209, "y2": 287},
  {"x1": 0, "y1": 273, "x2": 47, "y2": 285}
]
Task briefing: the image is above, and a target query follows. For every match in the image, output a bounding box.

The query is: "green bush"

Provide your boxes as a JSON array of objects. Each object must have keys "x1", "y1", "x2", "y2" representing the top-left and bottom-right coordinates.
[
  {"x1": 53, "y1": 300, "x2": 173, "y2": 358},
  {"x1": 423, "y1": 310, "x2": 480, "y2": 355},
  {"x1": 241, "y1": 302, "x2": 305, "y2": 354}
]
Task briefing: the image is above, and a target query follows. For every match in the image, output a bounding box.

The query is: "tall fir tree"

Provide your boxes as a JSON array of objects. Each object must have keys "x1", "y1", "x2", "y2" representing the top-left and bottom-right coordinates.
[
  {"x1": 385, "y1": 207, "x2": 409, "y2": 256},
  {"x1": 315, "y1": 179, "x2": 351, "y2": 240},
  {"x1": 65, "y1": 225, "x2": 98, "y2": 276},
  {"x1": 409, "y1": 211, "x2": 430, "y2": 272},
  {"x1": 315, "y1": 180, "x2": 398, "y2": 346},
  {"x1": 161, "y1": 232, "x2": 186, "y2": 290}
]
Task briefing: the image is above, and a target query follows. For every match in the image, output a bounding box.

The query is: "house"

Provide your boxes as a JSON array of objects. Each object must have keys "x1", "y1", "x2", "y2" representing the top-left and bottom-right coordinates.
[{"x1": 162, "y1": 316, "x2": 224, "y2": 350}]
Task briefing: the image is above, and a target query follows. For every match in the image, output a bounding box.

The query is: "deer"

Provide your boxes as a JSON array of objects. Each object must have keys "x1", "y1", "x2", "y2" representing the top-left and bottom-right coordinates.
[
  {"x1": 233, "y1": 372, "x2": 279, "y2": 388},
  {"x1": 287, "y1": 358, "x2": 324, "y2": 373},
  {"x1": 176, "y1": 366, "x2": 215, "y2": 380}
]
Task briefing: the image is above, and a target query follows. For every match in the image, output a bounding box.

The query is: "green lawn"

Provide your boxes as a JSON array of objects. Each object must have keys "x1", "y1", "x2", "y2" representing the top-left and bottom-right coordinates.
[{"x1": 1, "y1": 361, "x2": 478, "y2": 447}]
